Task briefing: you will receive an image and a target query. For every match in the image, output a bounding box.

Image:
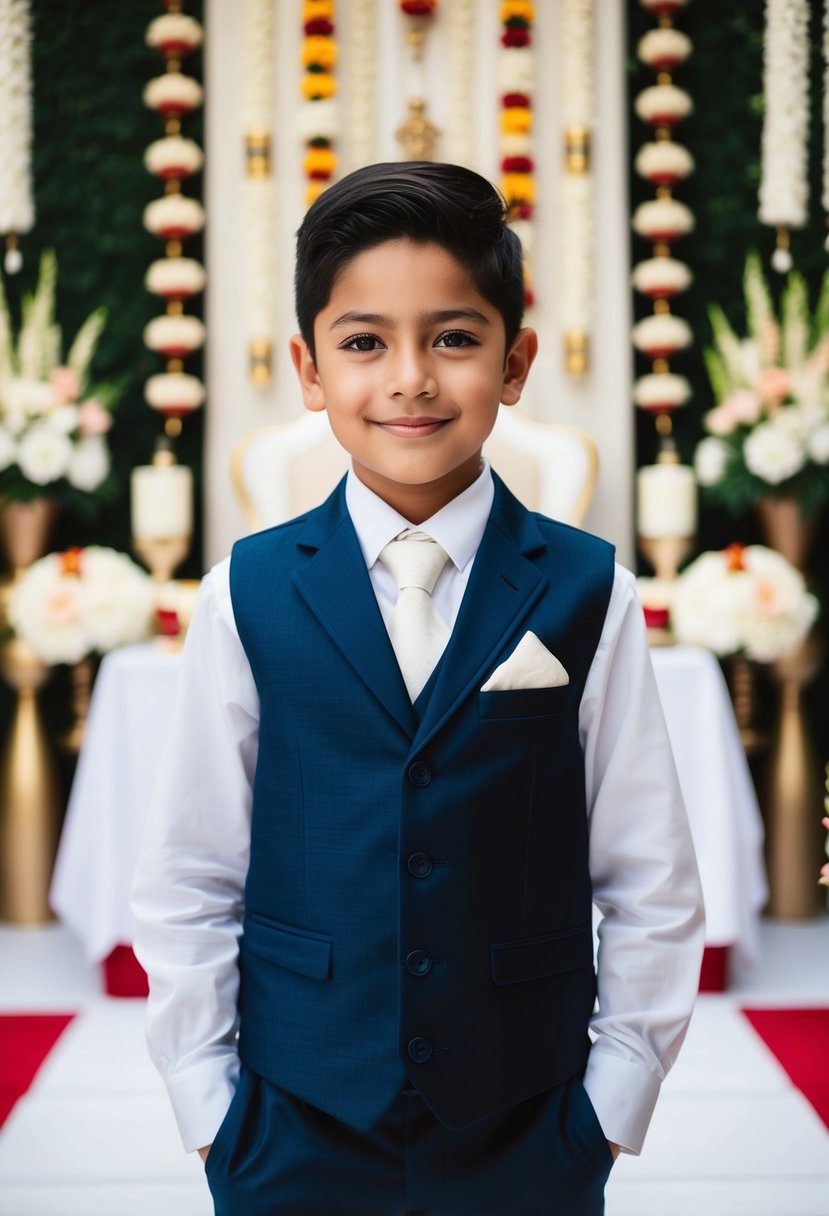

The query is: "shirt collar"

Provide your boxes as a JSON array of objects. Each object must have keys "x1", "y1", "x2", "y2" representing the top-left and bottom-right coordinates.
[{"x1": 345, "y1": 459, "x2": 494, "y2": 574}]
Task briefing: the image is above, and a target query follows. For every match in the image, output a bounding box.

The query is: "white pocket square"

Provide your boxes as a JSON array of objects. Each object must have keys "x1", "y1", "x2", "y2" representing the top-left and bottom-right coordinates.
[{"x1": 480, "y1": 631, "x2": 570, "y2": 692}]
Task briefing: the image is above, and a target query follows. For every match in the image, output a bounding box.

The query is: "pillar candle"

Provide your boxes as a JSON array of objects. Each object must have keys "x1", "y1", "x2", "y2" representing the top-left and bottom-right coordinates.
[
  {"x1": 636, "y1": 462, "x2": 697, "y2": 538},
  {"x1": 131, "y1": 463, "x2": 193, "y2": 539}
]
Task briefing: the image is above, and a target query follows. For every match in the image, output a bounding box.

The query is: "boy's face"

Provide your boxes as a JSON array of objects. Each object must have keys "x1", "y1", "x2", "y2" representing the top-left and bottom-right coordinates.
[{"x1": 290, "y1": 239, "x2": 537, "y2": 522}]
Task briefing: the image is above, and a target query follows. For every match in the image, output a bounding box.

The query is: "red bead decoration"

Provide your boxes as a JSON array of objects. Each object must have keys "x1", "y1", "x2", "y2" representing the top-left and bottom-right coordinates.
[{"x1": 501, "y1": 27, "x2": 530, "y2": 47}]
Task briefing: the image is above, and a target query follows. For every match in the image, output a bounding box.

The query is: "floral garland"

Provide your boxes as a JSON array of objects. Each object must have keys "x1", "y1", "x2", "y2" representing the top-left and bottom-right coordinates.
[
  {"x1": 397, "y1": 0, "x2": 440, "y2": 161},
  {"x1": 242, "y1": 0, "x2": 277, "y2": 385},
  {"x1": 443, "y1": 0, "x2": 475, "y2": 168},
  {"x1": 823, "y1": 1, "x2": 829, "y2": 248},
  {"x1": 631, "y1": 0, "x2": 695, "y2": 444},
  {"x1": 301, "y1": 1, "x2": 339, "y2": 208},
  {"x1": 343, "y1": 0, "x2": 377, "y2": 170},
  {"x1": 142, "y1": 0, "x2": 206, "y2": 437},
  {"x1": 0, "y1": 0, "x2": 33, "y2": 274},
  {"x1": 759, "y1": 0, "x2": 810, "y2": 272},
  {"x1": 498, "y1": 0, "x2": 535, "y2": 310},
  {"x1": 560, "y1": 0, "x2": 595, "y2": 375}
]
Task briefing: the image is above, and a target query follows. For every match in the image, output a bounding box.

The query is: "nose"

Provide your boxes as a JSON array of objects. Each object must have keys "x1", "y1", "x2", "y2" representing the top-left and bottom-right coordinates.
[{"x1": 386, "y1": 344, "x2": 437, "y2": 400}]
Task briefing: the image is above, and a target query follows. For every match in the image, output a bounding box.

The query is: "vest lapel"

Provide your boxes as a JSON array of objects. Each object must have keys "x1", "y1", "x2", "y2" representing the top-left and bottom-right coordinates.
[
  {"x1": 293, "y1": 482, "x2": 417, "y2": 738},
  {"x1": 413, "y1": 476, "x2": 547, "y2": 752}
]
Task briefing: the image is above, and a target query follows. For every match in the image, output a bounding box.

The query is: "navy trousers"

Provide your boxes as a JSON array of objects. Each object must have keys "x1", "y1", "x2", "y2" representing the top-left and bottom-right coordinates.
[{"x1": 205, "y1": 1067, "x2": 614, "y2": 1215}]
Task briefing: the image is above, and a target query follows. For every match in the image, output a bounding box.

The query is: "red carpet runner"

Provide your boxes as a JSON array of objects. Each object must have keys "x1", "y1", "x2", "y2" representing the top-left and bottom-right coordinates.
[
  {"x1": 0, "y1": 1014, "x2": 75, "y2": 1129},
  {"x1": 742, "y1": 1008, "x2": 829, "y2": 1130}
]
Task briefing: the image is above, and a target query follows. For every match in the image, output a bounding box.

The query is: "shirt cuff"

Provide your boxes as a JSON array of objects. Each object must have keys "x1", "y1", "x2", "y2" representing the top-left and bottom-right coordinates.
[
  {"x1": 163, "y1": 1054, "x2": 241, "y2": 1154},
  {"x1": 581, "y1": 1048, "x2": 662, "y2": 1156}
]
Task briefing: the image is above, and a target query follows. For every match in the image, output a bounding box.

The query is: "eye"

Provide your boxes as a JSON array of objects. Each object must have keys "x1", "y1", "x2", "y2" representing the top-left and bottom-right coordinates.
[
  {"x1": 434, "y1": 330, "x2": 478, "y2": 349},
  {"x1": 341, "y1": 333, "x2": 384, "y2": 352}
]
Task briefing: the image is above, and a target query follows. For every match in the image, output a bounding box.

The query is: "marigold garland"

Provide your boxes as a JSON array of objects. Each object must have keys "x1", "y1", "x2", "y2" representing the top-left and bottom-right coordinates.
[
  {"x1": 301, "y1": 1, "x2": 338, "y2": 205},
  {"x1": 498, "y1": 1, "x2": 535, "y2": 308}
]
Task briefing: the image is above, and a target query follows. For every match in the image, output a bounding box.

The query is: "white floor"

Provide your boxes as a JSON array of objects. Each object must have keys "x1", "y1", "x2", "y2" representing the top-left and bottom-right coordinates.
[{"x1": 0, "y1": 920, "x2": 827, "y2": 1216}]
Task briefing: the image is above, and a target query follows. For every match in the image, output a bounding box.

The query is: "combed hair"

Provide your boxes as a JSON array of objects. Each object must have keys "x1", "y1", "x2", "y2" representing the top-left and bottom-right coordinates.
[{"x1": 294, "y1": 162, "x2": 525, "y2": 359}]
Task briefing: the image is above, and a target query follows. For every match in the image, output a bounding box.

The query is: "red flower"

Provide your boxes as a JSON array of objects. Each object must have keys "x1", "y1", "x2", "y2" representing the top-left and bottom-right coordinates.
[
  {"x1": 501, "y1": 156, "x2": 534, "y2": 173},
  {"x1": 725, "y1": 544, "x2": 747, "y2": 573},
  {"x1": 524, "y1": 286, "x2": 535, "y2": 309},
  {"x1": 502, "y1": 92, "x2": 530, "y2": 108},
  {"x1": 511, "y1": 203, "x2": 534, "y2": 220},
  {"x1": 401, "y1": 1, "x2": 436, "y2": 14},
  {"x1": 502, "y1": 28, "x2": 530, "y2": 47},
  {"x1": 304, "y1": 18, "x2": 335, "y2": 35}
]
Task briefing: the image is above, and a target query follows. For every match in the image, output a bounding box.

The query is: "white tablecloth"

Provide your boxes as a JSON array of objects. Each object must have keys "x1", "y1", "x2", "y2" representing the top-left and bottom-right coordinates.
[{"x1": 50, "y1": 641, "x2": 768, "y2": 966}]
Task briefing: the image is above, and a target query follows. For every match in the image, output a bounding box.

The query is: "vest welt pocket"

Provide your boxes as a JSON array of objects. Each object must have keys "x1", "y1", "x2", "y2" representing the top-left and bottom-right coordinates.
[
  {"x1": 478, "y1": 686, "x2": 571, "y2": 720},
  {"x1": 245, "y1": 913, "x2": 333, "y2": 981},
  {"x1": 490, "y1": 925, "x2": 592, "y2": 986}
]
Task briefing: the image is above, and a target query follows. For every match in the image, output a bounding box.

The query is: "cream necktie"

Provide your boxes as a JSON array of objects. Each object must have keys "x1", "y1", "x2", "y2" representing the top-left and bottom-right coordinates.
[{"x1": 379, "y1": 530, "x2": 451, "y2": 702}]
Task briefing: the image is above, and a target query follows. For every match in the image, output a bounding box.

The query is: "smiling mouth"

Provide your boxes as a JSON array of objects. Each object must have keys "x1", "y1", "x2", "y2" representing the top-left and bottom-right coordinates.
[{"x1": 371, "y1": 416, "x2": 452, "y2": 438}]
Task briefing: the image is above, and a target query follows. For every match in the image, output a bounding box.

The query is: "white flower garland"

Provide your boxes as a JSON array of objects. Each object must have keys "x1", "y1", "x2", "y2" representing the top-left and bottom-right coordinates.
[
  {"x1": 560, "y1": 0, "x2": 595, "y2": 375},
  {"x1": 343, "y1": 0, "x2": 377, "y2": 170},
  {"x1": 142, "y1": 4, "x2": 206, "y2": 436},
  {"x1": 241, "y1": 0, "x2": 277, "y2": 385},
  {"x1": 0, "y1": 0, "x2": 34, "y2": 270},
  {"x1": 823, "y1": 0, "x2": 829, "y2": 235},
  {"x1": 759, "y1": 0, "x2": 810, "y2": 260},
  {"x1": 443, "y1": 0, "x2": 475, "y2": 168}
]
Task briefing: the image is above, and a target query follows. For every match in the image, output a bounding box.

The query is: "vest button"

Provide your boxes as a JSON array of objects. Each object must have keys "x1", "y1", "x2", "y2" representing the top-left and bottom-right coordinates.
[
  {"x1": 408, "y1": 1036, "x2": 433, "y2": 1063},
  {"x1": 407, "y1": 852, "x2": 433, "y2": 878},
  {"x1": 408, "y1": 762, "x2": 432, "y2": 787},
  {"x1": 405, "y1": 949, "x2": 433, "y2": 976}
]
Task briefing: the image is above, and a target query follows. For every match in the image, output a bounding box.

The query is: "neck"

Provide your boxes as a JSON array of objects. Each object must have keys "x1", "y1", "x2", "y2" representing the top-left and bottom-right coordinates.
[{"x1": 352, "y1": 455, "x2": 484, "y2": 524}]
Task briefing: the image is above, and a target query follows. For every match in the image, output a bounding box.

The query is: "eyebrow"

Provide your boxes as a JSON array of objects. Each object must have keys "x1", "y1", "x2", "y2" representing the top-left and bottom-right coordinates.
[{"x1": 329, "y1": 308, "x2": 491, "y2": 330}]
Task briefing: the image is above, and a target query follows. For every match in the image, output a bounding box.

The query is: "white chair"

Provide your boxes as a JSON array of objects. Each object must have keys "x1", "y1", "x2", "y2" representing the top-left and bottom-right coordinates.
[{"x1": 231, "y1": 407, "x2": 598, "y2": 532}]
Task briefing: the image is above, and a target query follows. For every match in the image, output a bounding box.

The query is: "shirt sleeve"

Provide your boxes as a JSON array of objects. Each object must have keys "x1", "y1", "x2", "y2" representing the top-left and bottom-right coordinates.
[
  {"x1": 130, "y1": 559, "x2": 259, "y2": 1154},
  {"x1": 578, "y1": 564, "x2": 706, "y2": 1156}
]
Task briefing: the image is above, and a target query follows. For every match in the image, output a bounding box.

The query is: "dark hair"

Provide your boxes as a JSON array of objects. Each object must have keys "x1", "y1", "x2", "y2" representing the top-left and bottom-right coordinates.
[{"x1": 294, "y1": 162, "x2": 525, "y2": 360}]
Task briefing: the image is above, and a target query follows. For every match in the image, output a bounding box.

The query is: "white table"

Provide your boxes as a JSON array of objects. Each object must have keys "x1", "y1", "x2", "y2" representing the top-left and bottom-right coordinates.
[{"x1": 50, "y1": 641, "x2": 768, "y2": 968}]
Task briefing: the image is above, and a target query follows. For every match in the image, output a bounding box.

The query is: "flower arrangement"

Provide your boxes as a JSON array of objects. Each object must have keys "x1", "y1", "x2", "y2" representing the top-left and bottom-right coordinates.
[
  {"x1": 0, "y1": 250, "x2": 118, "y2": 511},
  {"x1": 671, "y1": 543, "x2": 819, "y2": 662},
  {"x1": 9, "y1": 546, "x2": 157, "y2": 665},
  {"x1": 301, "y1": 2, "x2": 338, "y2": 208},
  {"x1": 693, "y1": 252, "x2": 829, "y2": 517}
]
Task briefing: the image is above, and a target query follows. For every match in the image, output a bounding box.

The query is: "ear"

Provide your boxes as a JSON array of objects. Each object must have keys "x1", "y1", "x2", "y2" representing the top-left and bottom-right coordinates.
[
  {"x1": 289, "y1": 334, "x2": 326, "y2": 413},
  {"x1": 500, "y1": 327, "x2": 538, "y2": 407}
]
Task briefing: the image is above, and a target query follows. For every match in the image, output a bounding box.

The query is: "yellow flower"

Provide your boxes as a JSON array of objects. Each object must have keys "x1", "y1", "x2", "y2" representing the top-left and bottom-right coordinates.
[
  {"x1": 302, "y1": 35, "x2": 338, "y2": 69},
  {"x1": 501, "y1": 173, "x2": 535, "y2": 203},
  {"x1": 306, "y1": 181, "x2": 328, "y2": 207},
  {"x1": 500, "y1": 0, "x2": 534, "y2": 21},
  {"x1": 500, "y1": 107, "x2": 532, "y2": 134},
  {"x1": 301, "y1": 73, "x2": 337, "y2": 99},
  {"x1": 303, "y1": 0, "x2": 334, "y2": 19},
  {"x1": 303, "y1": 147, "x2": 338, "y2": 175}
]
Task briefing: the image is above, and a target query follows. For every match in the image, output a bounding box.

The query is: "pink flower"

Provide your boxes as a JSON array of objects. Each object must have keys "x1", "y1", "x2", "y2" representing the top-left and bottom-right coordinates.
[
  {"x1": 724, "y1": 390, "x2": 763, "y2": 425},
  {"x1": 756, "y1": 367, "x2": 792, "y2": 406},
  {"x1": 704, "y1": 405, "x2": 736, "y2": 435},
  {"x1": 77, "y1": 398, "x2": 112, "y2": 435},
  {"x1": 49, "y1": 366, "x2": 80, "y2": 404}
]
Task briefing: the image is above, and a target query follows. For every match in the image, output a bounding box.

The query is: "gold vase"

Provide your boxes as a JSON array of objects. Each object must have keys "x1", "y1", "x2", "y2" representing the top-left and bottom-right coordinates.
[
  {"x1": 0, "y1": 635, "x2": 60, "y2": 923},
  {"x1": 0, "y1": 498, "x2": 59, "y2": 577},
  {"x1": 755, "y1": 497, "x2": 819, "y2": 571},
  {"x1": 0, "y1": 496, "x2": 62, "y2": 924},
  {"x1": 764, "y1": 633, "x2": 825, "y2": 919},
  {"x1": 59, "y1": 656, "x2": 96, "y2": 755},
  {"x1": 725, "y1": 656, "x2": 769, "y2": 757}
]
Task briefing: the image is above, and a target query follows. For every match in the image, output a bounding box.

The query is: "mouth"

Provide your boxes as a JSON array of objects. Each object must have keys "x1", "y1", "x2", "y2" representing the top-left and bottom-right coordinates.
[{"x1": 370, "y1": 416, "x2": 452, "y2": 438}]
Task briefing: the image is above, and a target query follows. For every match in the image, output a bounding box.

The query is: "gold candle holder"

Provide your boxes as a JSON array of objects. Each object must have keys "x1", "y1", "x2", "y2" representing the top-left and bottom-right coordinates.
[
  {"x1": 637, "y1": 533, "x2": 694, "y2": 581},
  {"x1": 132, "y1": 534, "x2": 190, "y2": 585}
]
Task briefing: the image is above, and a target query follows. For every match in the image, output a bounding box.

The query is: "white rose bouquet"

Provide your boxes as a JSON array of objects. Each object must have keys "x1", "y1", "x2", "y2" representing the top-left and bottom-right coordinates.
[
  {"x1": 9, "y1": 546, "x2": 157, "y2": 665},
  {"x1": 693, "y1": 253, "x2": 829, "y2": 518},
  {"x1": 0, "y1": 251, "x2": 121, "y2": 514},
  {"x1": 671, "y1": 543, "x2": 819, "y2": 662}
]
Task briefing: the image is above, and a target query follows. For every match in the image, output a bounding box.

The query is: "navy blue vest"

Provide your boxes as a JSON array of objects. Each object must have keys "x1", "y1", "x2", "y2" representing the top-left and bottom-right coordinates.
[{"x1": 229, "y1": 473, "x2": 615, "y2": 1131}]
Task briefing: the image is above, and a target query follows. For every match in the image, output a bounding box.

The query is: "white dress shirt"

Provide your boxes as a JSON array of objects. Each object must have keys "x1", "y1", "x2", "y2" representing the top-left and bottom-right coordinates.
[{"x1": 131, "y1": 463, "x2": 705, "y2": 1157}]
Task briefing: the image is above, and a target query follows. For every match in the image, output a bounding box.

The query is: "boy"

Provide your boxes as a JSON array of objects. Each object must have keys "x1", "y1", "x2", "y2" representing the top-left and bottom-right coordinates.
[{"x1": 132, "y1": 162, "x2": 704, "y2": 1215}]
